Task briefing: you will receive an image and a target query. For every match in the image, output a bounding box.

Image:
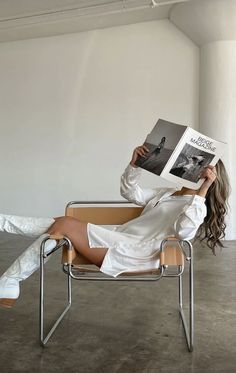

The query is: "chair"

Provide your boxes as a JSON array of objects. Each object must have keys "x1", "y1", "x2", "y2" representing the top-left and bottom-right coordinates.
[{"x1": 39, "y1": 201, "x2": 194, "y2": 351}]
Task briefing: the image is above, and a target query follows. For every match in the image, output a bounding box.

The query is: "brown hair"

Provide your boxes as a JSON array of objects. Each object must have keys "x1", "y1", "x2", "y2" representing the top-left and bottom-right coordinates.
[{"x1": 196, "y1": 159, "x2": 230, "y2": 254}]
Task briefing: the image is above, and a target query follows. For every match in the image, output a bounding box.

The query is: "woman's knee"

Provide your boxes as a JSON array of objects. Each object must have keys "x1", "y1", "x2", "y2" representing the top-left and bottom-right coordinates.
[{"x1": 48, "y1": 216, "x2": 84, "y2": 236}]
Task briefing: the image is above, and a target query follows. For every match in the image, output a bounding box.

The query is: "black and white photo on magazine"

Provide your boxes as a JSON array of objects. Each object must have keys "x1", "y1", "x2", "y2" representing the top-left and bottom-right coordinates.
[
  {"x1": 169, "y1": 143, "x2": 215, "y2": 183},
  {"x1": 135, "y1": 137, "x2": 168, "y2": 174},
  {"x1": 135, "y1": 119, "x2": 186, "y2": 175}
]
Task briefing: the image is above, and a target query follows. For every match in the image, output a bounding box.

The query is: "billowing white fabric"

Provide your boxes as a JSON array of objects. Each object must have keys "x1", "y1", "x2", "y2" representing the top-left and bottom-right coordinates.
[
  {"x1": 0, "y1": 214, "x2": 55, "y2": 237},
  {"x1": 88, "y1": 164, "x2": 207, "y2": 277},
  {"x1": 0, "y1": 234, "x2": 57, "y2": 300}
]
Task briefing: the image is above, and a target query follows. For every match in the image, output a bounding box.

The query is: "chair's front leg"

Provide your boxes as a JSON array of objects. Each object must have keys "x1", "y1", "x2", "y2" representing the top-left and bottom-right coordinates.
[
  {"x1": 39, "y1": 235, "x2": 73, "y2": 347},
  {"x1": 178, "y1": 240, "x2": 194, "y2": 352},
  {"x1": 160, "y1": 237, "x2": 194, "y2": 351}
]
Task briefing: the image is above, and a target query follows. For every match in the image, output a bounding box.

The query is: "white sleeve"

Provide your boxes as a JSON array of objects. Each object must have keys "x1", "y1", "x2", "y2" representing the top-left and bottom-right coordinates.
[
  {"x1": 120, "y1": 164, "x2": 162, "y2": 206},
  {"x1": 174, "y1": 195, "x2": 207, "y2": 240}
]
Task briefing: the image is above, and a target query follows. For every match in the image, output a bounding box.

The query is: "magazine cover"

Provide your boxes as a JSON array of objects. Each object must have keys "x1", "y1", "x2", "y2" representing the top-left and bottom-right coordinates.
[{"x1": 135, "y1": 119, "x2": 225, "y2": 189}]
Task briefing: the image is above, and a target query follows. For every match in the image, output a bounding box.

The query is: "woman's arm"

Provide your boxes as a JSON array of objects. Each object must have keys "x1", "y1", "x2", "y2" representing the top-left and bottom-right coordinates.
[
  {"x1": 197, "y1": 165, "x2": 217, "y2": 197},
  {"x1": 174, "y1": 195, "x2": 207, "y2": 240},
  {"x1": 173, "y1": 165, "x2": 217, "y2": 240},
  {"x1": 121, "y1": 145, "x2": 166, "y2": 206},
  {"x1": 120, "y1": 164, "x2": 159, "y2": 206}
]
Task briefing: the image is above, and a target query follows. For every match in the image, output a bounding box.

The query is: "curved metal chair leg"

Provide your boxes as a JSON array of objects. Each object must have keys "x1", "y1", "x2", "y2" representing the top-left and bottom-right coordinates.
[
  {"x1": 39, "y1": 237, "x2": 72, "y2": 347},
  {"x1": 178, "y1": 240, "x2": 194, "y2": 352}
]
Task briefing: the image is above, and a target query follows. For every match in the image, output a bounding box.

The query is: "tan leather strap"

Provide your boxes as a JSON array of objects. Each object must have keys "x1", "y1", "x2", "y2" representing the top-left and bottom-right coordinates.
[
  {"x1": 49, "y1": 233, "x2": 65, "y2": 240},
  {"x1": 160, "y1": 246, "x2": 184, "y2": 266}
]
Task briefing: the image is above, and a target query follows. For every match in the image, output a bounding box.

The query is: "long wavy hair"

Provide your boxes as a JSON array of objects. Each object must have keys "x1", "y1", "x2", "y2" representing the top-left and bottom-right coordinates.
[{"x1": 196, "y1": 159, "x2": 230, "y2": 254}]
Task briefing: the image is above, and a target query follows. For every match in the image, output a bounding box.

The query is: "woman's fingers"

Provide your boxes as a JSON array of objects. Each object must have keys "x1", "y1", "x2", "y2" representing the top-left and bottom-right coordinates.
[
  {"x1": 201, "y1": 165, "x2": 217, "y2": 184},
  {"x1": 142, "y1": 145, "x2": 149, "y2": 152},
  {"x1": 130, "y1": 145, "x2": 149, "y2": 167},
  {"x1": 136, "y1": 149, "x2": 147, "y2": 157},
  {"x1": 135, "y1": 145, "x2": 149, "y2": 157}
]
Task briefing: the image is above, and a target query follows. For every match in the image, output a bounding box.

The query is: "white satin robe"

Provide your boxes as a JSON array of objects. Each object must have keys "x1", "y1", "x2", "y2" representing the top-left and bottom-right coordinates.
[{"x1": 87, "y1": 164, "x2": 207, "y2": 277}]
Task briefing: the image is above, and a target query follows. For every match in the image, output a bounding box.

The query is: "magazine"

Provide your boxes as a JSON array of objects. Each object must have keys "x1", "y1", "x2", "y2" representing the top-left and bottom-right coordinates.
[{"x1": 135, "y1": 118, "x2": 226, "y2": 189}]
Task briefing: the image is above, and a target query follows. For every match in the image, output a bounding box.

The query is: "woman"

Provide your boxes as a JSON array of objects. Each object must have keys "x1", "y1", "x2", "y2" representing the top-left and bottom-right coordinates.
[{"x1": 0, "y1": 145, "x2": 229, "y2": 308}]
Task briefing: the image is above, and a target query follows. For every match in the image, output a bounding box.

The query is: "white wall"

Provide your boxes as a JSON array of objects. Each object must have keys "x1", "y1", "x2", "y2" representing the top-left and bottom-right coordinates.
[
  {"x1": 200, "y1": 41, "x2": 236, "y2": 238},
  {"x1": 0, "y1": 19, "x2": 199, "y2": 217}
]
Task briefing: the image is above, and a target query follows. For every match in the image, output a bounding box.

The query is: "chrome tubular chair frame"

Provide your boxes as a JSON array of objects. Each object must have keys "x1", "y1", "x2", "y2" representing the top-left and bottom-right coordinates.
[
  {"x1": 39, "y1": 201, "x2": 194, "y2": 351},
  {"x1": 40, "y1": 236, "x2": 73, "y2": 346}
]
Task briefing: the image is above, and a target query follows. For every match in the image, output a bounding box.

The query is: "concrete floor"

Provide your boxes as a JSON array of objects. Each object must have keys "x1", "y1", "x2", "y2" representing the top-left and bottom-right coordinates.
[{"x1": 0, "y1": 232, "x2": 235, "y2": 373}]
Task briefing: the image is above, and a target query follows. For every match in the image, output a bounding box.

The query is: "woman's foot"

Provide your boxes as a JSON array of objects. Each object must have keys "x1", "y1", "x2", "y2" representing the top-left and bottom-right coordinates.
[
  {"x1": 0, "y1": 235, "x2": 57, "y2": 309},
  {"x1": 0, "y1": 276, "x2": 19, "y2": 309},
  {"x1": 0, "y1": 298, "x2": 17, "y2": 308}
]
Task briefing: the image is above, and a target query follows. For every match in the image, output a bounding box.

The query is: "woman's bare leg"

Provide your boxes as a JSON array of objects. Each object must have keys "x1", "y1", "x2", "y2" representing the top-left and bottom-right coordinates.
[{"x1": 47, "y1": 217, "x2": 108, "y2": 267}]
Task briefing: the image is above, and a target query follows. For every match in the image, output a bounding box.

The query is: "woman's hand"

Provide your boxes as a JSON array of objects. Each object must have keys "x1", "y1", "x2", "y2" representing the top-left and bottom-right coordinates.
[
  {"x1": 130, "y1": 145, "x2": 149, "y2": 167},
  {"x1": 197, "y1": 165, "x2": 217, "y2": 197}
]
